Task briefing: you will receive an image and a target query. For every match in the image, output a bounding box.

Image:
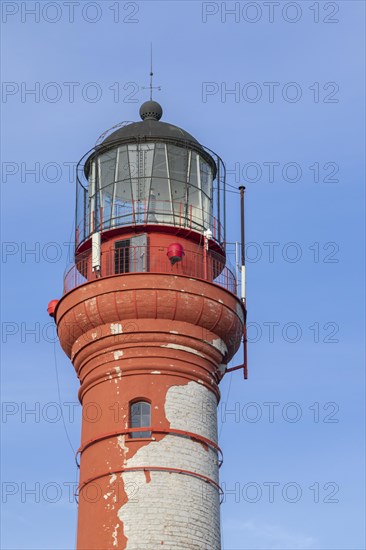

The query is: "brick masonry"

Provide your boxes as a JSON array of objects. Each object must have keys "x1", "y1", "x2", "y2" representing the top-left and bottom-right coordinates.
[{"x1": 115, "y1": 382, "x2": 221, "y2": 550}]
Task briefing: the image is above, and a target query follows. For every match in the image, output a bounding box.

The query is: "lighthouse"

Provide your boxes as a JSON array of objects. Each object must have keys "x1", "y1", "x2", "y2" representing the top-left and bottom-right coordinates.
[{"x1": 49, "y1": 100, "x2": 245, "y2": 549}]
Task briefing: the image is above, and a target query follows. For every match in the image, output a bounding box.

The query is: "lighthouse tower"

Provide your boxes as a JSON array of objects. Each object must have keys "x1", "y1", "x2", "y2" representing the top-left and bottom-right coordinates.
[{"x1": 50, "y1": 100, "x2": 245, "y2": 549}]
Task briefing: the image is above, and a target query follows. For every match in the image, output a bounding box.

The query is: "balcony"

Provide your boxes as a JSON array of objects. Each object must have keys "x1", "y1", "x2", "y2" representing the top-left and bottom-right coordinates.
[{"x1": 64, "y1": 244, "x2": 237, "y2": 296}]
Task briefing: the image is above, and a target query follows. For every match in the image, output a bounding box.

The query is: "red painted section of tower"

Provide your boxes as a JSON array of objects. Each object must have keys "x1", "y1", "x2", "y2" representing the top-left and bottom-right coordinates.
[{"x1": 56, "y1": 271, "x2": 243, "y2": 548}]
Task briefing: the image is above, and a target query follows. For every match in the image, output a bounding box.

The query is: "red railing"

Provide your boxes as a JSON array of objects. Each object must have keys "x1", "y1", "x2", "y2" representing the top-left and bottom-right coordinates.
[{"x1": 64, "y1": 245, "x2": 237, "y2": 295}]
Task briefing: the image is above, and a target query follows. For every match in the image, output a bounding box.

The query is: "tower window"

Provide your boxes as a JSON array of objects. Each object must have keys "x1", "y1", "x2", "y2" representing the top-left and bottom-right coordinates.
[
  {"x1": 114, "y1": 234, "x2": 148, "y2": 274},
  {"x1": 130, "y1": 401, "x2": 151, "y2": 438}
]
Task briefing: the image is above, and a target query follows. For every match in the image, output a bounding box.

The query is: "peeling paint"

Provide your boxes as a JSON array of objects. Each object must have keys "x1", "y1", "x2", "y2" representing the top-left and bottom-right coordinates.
[
  {"x1": 117, "y1": 435, "x2": 128, "y2": 465},
  {"x1": 112, "y1": 523, "x2": 119, "y2": 547},
  {"x1": 161, "y1": 343, "x2": 204, "y2": 357},
  {"x1": 211, "y1": 338, "x2": 228, "y2": 355},
  {"x1": 114, "y1": 350, "x2": 123, "y2": 360},
  {"x1": 91, "y1": 332, "x2": 98, "y2": 340},
  {"x1": 117, "y1": 382, "x2": 219, "y2": 548},
  {"x1": 236, "y1": 302, "x2": 244, "y2": 323},
  {"x1": 150, "y1": 370, "x2": 161, "y2": 374},
  {"x1": 218, "y1": 363, "x2": 226, "y2": 375},
  {"x1": 110, "y1": 323, "x2": 123, "y2": 335},
  {"x1": 169, "y1": 331, "x2": 178, "y2": 334}
]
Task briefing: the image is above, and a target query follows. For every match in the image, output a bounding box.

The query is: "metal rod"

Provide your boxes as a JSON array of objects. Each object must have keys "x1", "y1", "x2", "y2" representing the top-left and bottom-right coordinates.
[
  {"x1": 243, "y1": 322, "x2": 248, "y2": 379},
  {"x1": 239, "y1": 185, "x2": 247, "y2": 379},
  {"x1": 203, "y1": 234, "x2": 208, "y2": 280},
  {"x1": 239, "y1": 185, "x2": 246, "y2": 301},
  {"x1": 150, "y1": 43, "x2": 153, "y2": 100},
  {"x1": 235, "y1": 241, "x2": 239, "y2": 296},
  {"x1": 75, "y1": 166, "x2": 78, "y2": 253},
  {"x1": 239, "y1": 185, "x2": 245, "y2": 267},
  {"x1": 225, "y1": 364, "x2": 244, "y2": 373},
  {"x1": 222, "y1": 160, "x2": 226, "y2": 250},
  {"x1": 217, "y1": 159, "x2": 221, "y2": 243},
  {"x1": 83, "y1": 187, "x2": 87, "y2": 242}
]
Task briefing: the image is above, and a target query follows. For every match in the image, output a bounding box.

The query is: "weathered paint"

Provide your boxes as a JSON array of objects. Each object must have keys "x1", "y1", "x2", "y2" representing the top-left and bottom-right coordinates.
[
  {"x1": 211, "y1": 338, "x2": 228, "y2": 355},
  {"x1": 161, "y1": 343, "x2": 205, "y2": 357},
  {"x1": 117, "y1": 382, "x2": 220, "y2": 549},
  {"x1": 56, "y1": 251, "x2": 243, "y2": 549},
  {"x1": 110, "y1": 323, "x2": 123, "y2": 335}
]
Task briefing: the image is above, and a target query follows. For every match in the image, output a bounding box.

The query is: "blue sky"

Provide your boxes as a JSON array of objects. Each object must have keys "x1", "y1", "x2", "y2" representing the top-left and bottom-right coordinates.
[{"x1": 1, "y1": 1, "x2": 365, "y2": 549}]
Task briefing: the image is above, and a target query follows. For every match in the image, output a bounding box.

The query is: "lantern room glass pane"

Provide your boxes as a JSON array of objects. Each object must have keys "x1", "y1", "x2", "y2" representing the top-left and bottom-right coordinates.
[
  {"x1": 102, "y1": 184, "x2": 113, "y2": 229},
  {"x1": 189, "y1": 151, "x2": 198, "y2": 189},
  {"x1": 98, "y1": 150, "x2": 116, "y2": 187},
  {"x1": 115, "y1": 146, "x2": 133, "y2": 226},
  {"x1": 149, "y1": 143, "x2": 173, "y2": 224},
  {"x1": 76, "y1": 181, "x2": 87, "y2": 246},
  {"x1": 127, "y1": 145, "x2": 138, "y2": 203},
  {"x1": 137, "y1": 143, "x2": 154, "y2": 201},
  {"x1": 141, "y1": 143, "x2": 154, "y2": 180},
  {"x1": 140, "y1": 144, "x2": 154, "y2": 222},
  {"x1": 200, "y1": 158, "x2": 213, "y2": 228},
  {"x1": 188, "y1": 152, "x2": 203, "y2": 230},
  {"x1": 168, "y1": 145, "x2": 188, "y2": 192},
  {"x1": 116, "y1": 146, "x2": 131, "y2": 183},
  {"x1": 200, "y1": 158, "x2": 212, "y2": 198},
  {"x1": 88, "y1": 160, "x2": 97, "y2": 234},
  {"x1": 168, "y1": 145, "x2": 188, "y2": 223}
]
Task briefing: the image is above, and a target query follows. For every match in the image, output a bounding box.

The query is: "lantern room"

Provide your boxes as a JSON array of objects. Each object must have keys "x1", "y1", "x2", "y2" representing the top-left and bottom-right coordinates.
[
  {"x1": 65, "y1": 101, "x2": 235, "y2": 295},
  {"x1": 75, "y1": 101, "x2": 226, "y2": 248}
]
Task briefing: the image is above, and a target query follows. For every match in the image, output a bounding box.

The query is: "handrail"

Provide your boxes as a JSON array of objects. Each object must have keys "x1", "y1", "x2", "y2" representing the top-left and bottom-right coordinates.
[{"x1": 63, "y1": 244, "x2": 237, "y2": 295}]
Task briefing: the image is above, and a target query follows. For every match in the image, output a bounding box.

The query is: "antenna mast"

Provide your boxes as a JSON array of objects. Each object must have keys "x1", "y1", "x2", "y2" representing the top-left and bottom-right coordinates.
[
  {"x1": 142, "y1": 43, "x2": 161, "y2": 100},
  {"x1": 150, "y1": 43, "x2": 153, "y2": 100}
]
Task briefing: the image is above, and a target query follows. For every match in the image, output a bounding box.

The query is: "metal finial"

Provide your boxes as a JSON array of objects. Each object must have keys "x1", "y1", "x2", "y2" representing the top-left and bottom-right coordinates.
[
  {"x1": 150, "y1": 43, "x2": 153, "y2": 100},
  {"x1": 142, "y1": 43, "x2": 161, "y2": 100}
]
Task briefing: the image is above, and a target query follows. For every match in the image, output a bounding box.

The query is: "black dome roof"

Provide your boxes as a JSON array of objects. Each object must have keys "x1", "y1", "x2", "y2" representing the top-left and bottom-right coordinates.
[
  {"x1": 102, "y1": 118, "x2": 200, "y2": 147},
  {"x1": 86, "y1": 101, "x2": 217, "y2": 177}
]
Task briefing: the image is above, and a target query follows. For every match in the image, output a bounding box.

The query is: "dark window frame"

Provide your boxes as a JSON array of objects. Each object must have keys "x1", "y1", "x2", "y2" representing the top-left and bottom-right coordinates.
[
  {"x1": 129, "y1": 400, "x2": 151, "y2": 439},
  {"x1": 114, "y1": 239, "x2": 130, "y2": 274}
]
